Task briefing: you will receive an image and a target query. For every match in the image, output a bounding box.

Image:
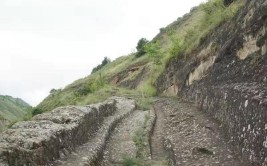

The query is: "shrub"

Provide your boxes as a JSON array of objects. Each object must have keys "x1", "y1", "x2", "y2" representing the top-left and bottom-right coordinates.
[
  {"x1": 91, "y1": 57, "x2": 111, "y2": 74},
  {"x1": 74, "y1": 73, "x2": 106, "y2": 97},
  {"x1": 200, "y1": 0, "x2": 238, "y2": 28},
  {"x1": 32, "y1": 108, "x2": 44, "y2": 116},
  {"x1": 159, "y1": 27, "x2": 166, "y2": 33},
  {"x1": 144, "y1": 41, "x2": 161, "y2": 64},
  {"x1": 135, "y1": 38, "x2": 149, "y2": 57},
  {"x1": 50, "y1": 88, "x2": 61, "y2": 94},
  {"x1": 122, "y1": 156, "x2": 143, "y2": 166},
  {"x1": 75, "y1": 85, "x2": 92, "y2": 96},
  {"x1": 169, "y1": 36, "x2": 184, "y2": 58}
]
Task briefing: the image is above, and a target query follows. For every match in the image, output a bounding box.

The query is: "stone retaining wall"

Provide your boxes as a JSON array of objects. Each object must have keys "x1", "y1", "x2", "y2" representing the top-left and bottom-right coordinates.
[
  {"x1": 183, "y1": 83, "x2": 267, "y2": 165},
  {"x1": 0, "y1": 98, "x2": 117, "y2": 166}
]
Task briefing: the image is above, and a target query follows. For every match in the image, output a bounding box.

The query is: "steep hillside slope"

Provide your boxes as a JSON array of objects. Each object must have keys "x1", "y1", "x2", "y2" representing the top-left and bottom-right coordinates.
[
  {"x1": 3, "y1": 0, "x2": 266, "y2": 165},
  {"x1": 0, "y1": 95, "x2": 31, "y2": 131},
  {"x1": 36, "y1": 0, "x2": 243, "y2": 113},
  {"x1": 157, "y1": 0, "x2": 267, "y2": 165}
]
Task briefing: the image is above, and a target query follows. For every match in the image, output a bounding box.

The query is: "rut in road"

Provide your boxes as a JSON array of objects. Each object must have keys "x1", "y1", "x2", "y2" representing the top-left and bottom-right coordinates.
[
  {"x1": 150, "y1": 103, "x2": 168, "y2": 164},
  {"x1": 101, "y1": 110, "x2": 148, "y2": 166}
]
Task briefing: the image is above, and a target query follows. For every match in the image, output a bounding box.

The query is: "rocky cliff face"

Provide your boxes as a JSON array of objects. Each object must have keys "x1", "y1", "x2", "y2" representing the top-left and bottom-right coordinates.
[{"x1": 157, "y1": 0, "x2": 267, "y2": 165}]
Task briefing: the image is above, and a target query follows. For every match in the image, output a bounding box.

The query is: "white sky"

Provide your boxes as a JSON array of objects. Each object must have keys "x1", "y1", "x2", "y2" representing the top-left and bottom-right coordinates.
[{"x1": 0, "y1": 0, "x2": 205, "y2": 106}]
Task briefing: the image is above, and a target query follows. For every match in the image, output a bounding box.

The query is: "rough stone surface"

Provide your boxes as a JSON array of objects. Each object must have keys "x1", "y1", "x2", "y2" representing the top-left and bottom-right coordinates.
[
  {"x1": 0, "y1": 97, "x2": 135, "y2": 166},
  {"x1": 156, "y1": 0, "x2": 267, "y2": 165},
  {"x1": 101, "y1": 110, "x2": 148, "y2": 165},
  {"x1": 52, "y1": 97, "x2": 136, "y2": 166},
  {"x1": 153, "y1": 98, "x2": 248, "y2": 166}
]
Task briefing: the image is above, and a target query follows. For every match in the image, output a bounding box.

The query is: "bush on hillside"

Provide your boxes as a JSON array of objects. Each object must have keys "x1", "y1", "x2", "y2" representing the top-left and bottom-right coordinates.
[
  {"x1": 144, "y1": 42, "x2": 161, "y2": 64},
  {"x1": 200, "y1": 0, "x2": 240, "y2": 31},
  {"x1": 159, "y1": 27, "x2": 166, "y2": 33},
  {"x1": 135, "y1": 38, "x2": 149, "y2": 58},
  {"x1": 50, "y1": 88, "x2": 61, "y2": 94},
  {"x1": 91, "y1": 57, "x2": 111, "y2": 74},
  {"x1": 32, "y1": 108, "x2": 44, "y2": 116},
  {"x1": 74, "y1": 73, "x2": 106, "y2": 97}
]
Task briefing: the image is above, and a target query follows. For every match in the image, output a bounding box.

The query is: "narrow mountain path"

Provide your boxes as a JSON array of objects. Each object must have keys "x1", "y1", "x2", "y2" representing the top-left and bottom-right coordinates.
[
  {"x1": 150, "y1": 103, "x2": 168, "y2": 165},
  {"x1": 153, "y1": 98, "x2": 248, "y2": 166},
  {"x1": 46, "y1": 97, "x2": 248, "y2": 166},
  {"x1": 100, "y1": 110, "x2": 148, "y2": 166}
]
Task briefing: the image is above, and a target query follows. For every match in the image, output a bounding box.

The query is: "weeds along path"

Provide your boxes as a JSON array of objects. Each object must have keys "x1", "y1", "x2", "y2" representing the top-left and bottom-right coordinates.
[
  {"x1": 153, "y1": 98, "x2": 248, "y2": 166},
  {"x1": 100, "y1": 110, "x2": 148, "y2": 166}
]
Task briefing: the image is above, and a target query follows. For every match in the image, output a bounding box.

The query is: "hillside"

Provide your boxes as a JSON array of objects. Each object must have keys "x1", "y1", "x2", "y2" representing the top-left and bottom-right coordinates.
[
  {"x1": 0, "y1": 95, "x2": 31, "y2": 131},
  {"x1": 11, "y1": 0, "x2": 266, "y2": 165},
  {"x1": 36, "y1": 0, "x2": 243, "y2": 113}
]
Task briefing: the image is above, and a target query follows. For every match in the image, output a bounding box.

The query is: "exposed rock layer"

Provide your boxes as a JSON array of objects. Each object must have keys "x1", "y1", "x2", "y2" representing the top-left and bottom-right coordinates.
[{"x1": 157, "y1": 0, "x2": 267, "y2": 165}]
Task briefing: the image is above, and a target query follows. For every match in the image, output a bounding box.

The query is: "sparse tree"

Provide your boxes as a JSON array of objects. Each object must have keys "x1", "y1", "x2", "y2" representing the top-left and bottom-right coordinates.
[
  {"x1": 136, "y1": 38, "x2": 149, "y2": 51},
  {"x1": 91, "y1": 56, "x2": 111, "y2": 74},
  {"x1": 136, "y1": 38, "x2": 149, "y2": 57}
]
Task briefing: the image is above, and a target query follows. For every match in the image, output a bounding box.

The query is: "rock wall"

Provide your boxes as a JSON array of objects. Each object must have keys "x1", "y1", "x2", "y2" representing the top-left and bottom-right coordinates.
[
  {"x1": 0, "y1": 98, "x2": 119, "y2": 165},
  {"x1": 157, "y1": 0, "x2": 267, "y2": 165}
]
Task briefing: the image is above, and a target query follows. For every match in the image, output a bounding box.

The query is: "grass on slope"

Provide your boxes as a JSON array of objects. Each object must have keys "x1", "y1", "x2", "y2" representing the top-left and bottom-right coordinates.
[
  {"x1": 0, "y1": 95, "x2": 31, "y2": 121},
  {"x1": 0, "y1": 95, "x2": 32, "y2": 131},
  {"x1": 36, "y1": 0, "x2": 244, "y2": 114},
  {"x1": 133, "y1": 0, "x2": 244, "y2": 96}
]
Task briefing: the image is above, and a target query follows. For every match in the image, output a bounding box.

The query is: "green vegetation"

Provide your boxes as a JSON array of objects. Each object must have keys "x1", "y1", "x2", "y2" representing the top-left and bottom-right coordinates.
[
  {"x1": 136, "y1": 97, "x2": 153, "y2": 110},
  {"x1": 181, "y1": 0, "x2": 242, "y2": 54},
  {"x1": 36, "y1": 0, "x2": 245, "y2": 115},
  {"x1": 136, "y1": 38, "x2": 149, "y2": 58},
  {"x1": 122, "y1": 156, "x2": 145, "y2": 166},
  {"x1": 133, "y1": 128, "x2": 146, "y2": 158},
  {"x1": 0, "y1": 95, "x2": 32, "y2": 130},
  {"x1": 91, "y1": 56, "x2": 111, "y2": 74},
  {"x1": 122, "y1": 113, "x2": 151, "y2": 166},
  {"x1": 32, "y1": 108, "x2": 44, "y2": 116},
  {"x1": 144, "y1": 41, "x2": 161, "y2": 65}
]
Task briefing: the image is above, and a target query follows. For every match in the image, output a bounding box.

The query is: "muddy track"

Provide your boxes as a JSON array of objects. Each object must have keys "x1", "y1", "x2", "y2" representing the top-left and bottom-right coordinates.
[{"x1": 152, "y1": 98, "x2": 248, "y2": 166}]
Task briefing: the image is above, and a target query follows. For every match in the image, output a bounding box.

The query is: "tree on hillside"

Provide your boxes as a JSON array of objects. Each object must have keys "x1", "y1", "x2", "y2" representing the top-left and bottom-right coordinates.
[
  {"x1": 101, "y1": 57, "x2": 111, "y2": 66},
  {"x1": 91, "y1": 56, "x2": 111, "y2": 74},
  {"x1": 136, "y1": 38, "x2": 149, "y2": 51},
  {"x1": 135, "y1": 38, "x2": 149, "y2": 57}
]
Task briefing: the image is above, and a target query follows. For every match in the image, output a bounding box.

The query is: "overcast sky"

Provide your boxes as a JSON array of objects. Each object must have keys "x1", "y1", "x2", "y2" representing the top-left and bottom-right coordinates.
[{"x1": 0, "y1": 0, "x2": 205, "y2": 106}]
